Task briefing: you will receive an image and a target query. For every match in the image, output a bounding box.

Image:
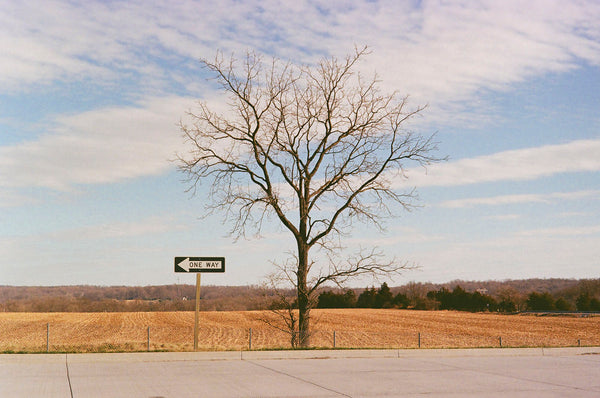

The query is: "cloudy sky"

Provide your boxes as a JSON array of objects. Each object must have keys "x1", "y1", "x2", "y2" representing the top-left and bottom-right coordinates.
[{"x1": 1, "y1": 0, "x2": 599, "y2": 287}]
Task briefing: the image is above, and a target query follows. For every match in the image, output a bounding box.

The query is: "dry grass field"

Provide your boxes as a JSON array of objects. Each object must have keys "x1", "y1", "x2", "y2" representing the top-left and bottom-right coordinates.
[{"x1": 1, "y1": 309, "x2": 598, "y2": 353}]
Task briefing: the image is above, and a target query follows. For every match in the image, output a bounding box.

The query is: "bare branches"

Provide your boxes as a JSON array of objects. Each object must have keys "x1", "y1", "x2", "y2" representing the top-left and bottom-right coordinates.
[
  {"x1": 309, "y1": 247, "x2": 418, "y2": 294},
  {"x1": 258, "y1": 289, "x2": 300, "y2": 348},
  {"x1": 176, "y1": 47, "x2": 443, "y2": 347}
]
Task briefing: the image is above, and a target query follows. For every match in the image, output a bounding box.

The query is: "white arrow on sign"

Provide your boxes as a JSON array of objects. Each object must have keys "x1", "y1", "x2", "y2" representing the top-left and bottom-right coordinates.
[
  {"x1": 175, "y1": 257, "x2": 225, "y2": 272},
  {"x1": 177, "y1": 257, "x2": 192, "y2": 272}
]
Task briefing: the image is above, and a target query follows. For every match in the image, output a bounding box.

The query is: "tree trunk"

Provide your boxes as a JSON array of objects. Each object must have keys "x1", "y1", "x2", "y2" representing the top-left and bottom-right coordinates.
[
  {"x1": 297, "y1": 240, "x2": 311, "y2": 348},
  {"x1": 296, "y1": 186, "x2": 311, "y2": 348}
]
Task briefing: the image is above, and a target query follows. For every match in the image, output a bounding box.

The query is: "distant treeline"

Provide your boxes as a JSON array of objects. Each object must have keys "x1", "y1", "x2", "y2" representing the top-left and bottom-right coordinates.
[
  {"x1": 317, "y1": 279, "x2": 600, "y2": 312},
  {"x1": 0, "y1": 285, "x2": 276, "y2": 312},
  {"x1": 1, "y1": 278, "x2": 598, "y2": 312}
]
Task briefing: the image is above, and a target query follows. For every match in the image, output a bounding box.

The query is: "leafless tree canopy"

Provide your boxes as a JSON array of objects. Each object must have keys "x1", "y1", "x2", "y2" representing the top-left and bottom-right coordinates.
[{"x1": 177, "y1": 47, "x2": 442, "y2": 346}]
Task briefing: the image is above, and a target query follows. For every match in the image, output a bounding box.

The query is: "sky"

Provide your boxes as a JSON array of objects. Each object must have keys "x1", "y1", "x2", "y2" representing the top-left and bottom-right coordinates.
[{"x1": 1, "y1": 0, "x2": 599, "y2": 287}]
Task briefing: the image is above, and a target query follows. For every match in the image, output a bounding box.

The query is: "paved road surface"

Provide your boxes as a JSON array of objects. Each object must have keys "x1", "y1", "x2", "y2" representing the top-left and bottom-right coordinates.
[{"x1": 1, "y1": 348, "x2": 599, "y2": 397}]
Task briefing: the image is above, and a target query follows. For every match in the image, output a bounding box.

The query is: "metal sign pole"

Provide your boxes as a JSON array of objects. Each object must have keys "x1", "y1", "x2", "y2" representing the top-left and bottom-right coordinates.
[
  {"x1": 174, "y1": 257, "x2": 224, "y2": 352},
  {"x1": 194, "y1": 273, "x2": 201, "y2": 351}
]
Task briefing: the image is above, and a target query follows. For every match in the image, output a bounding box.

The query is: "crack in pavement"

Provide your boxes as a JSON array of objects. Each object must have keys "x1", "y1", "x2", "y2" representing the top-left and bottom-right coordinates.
[
  {"x1": 414, "y1": 356, "x2": 598, "y2": 394},
  {"x1": 65, "y1": 354, "x2": 74, "y2": 398},
  {"x1": 245, "y1": 360, "x2": 352, "y2": 397}
]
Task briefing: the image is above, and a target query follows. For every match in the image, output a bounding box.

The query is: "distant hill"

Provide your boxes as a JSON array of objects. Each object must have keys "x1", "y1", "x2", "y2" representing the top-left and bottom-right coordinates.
[
  {"x1": 0, "y1": 284, "x2": 283, "y2": 312},
  {"x1": 0, "y1": 278, "x2": 597, "y2": 312}
]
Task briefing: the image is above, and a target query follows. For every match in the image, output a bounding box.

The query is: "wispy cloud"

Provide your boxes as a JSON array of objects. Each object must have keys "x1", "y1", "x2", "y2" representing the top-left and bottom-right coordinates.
[
  {"x1": 44, "y1": 216, "x2": 185, "y2": 241},
  {"x1": 360, "y1": 1, "x2": 600, "y2": 110},
  {"x1": 557, "y1": 211, "x2": 591, "y2": 218},
  {"x1": 516, "y1": 225, "x2": 600, "y2": 237},
  {"x1": 0, "y1": 188, "x2": 40, "y2": 208},
  {"x1": 0, "y1": 96, "x2": 194, "y2": 190},
  {"x1": 345, "y1": 226, "x2": 447, "y2": 247},
  {"x1": 403, "y1": 139, "x2": 600, "y2": 188},
  {"x1": 484, "y1": 214, "x2": 521, "y2": 221},
  {"x1": 2, "y1": 1, "x2": 600, "y2": 194},
  {"x1": 2, "y1": 1, "x2": 599, "y2": 100},
  {"x1": 439, "y1": 189, "x2": 600, "y2": 208},
  {"x1": 411, "y1": 231, "x2": 600, "y2": 282}
]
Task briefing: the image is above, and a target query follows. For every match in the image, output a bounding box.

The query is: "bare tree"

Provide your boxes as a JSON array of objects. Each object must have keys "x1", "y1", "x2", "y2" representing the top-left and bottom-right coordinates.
[
  {"x1": 177, "y1": 47, "x2": 442, "y2": 347},
  {"x1": 259, "y1": 272, "x2": 301, "y2": 348}
]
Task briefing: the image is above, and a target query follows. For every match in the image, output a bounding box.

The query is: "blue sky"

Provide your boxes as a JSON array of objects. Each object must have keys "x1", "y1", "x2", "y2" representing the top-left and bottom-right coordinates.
[{"x1": 1, "y1": 0, "x2": 599, "y2": 287}]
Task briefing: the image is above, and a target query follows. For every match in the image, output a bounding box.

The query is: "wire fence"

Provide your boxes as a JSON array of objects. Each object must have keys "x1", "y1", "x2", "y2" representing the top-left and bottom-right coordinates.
[{"x1": 1, "y1": 322, "x2": 598, "y2": 353}]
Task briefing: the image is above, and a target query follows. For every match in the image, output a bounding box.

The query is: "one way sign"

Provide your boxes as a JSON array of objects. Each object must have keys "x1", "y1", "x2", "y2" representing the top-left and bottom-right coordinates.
[{"x1": 174, "y1": 257, "x2": 225, "y2": 273}]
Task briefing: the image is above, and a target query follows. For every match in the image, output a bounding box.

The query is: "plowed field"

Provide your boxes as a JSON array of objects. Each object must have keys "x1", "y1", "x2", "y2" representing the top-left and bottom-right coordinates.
[{"x1": 1, "y1": 309, "x2": 598, "y2": 352}]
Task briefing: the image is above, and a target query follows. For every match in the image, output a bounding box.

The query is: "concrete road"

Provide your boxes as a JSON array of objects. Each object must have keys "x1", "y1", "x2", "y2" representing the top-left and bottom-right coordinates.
[{"x1": 1, "y1": 348, "x2": 599, "y2": 397}]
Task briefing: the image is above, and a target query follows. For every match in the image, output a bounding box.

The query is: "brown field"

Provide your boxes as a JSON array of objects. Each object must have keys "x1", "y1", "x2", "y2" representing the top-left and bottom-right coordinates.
[{"x1": 1, "y1": 309, "x2": 598, "y2": 353}]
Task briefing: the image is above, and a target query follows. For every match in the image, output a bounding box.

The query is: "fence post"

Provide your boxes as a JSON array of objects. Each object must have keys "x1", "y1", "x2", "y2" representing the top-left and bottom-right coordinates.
[
  {"x1": 499, "y1": 336, "x2": 502, "y2": 348},
  {"x1": 418, "y1": 332, "x2": 421, "y2": 348},
  {"x1": 47, "y1": 323, "x2": 50, "y2": 353},
  {"x1": 147, "y1": 326, "x2": 150, "y2": 352},
  {"x1": 333, "y1": 331, "x2": 336, "y2": 348},
  {"x1": 248, "y1": 328, "x2": 252, "y2": 351},
  {"x1": 578, "y1": 339, "x2": 581, "y2": 347}
]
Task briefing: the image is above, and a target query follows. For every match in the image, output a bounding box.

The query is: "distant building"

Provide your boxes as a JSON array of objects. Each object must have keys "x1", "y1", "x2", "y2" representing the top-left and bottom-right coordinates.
[{"x1": 476, "y1": 288, "x2": 489, "y2": 295}]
